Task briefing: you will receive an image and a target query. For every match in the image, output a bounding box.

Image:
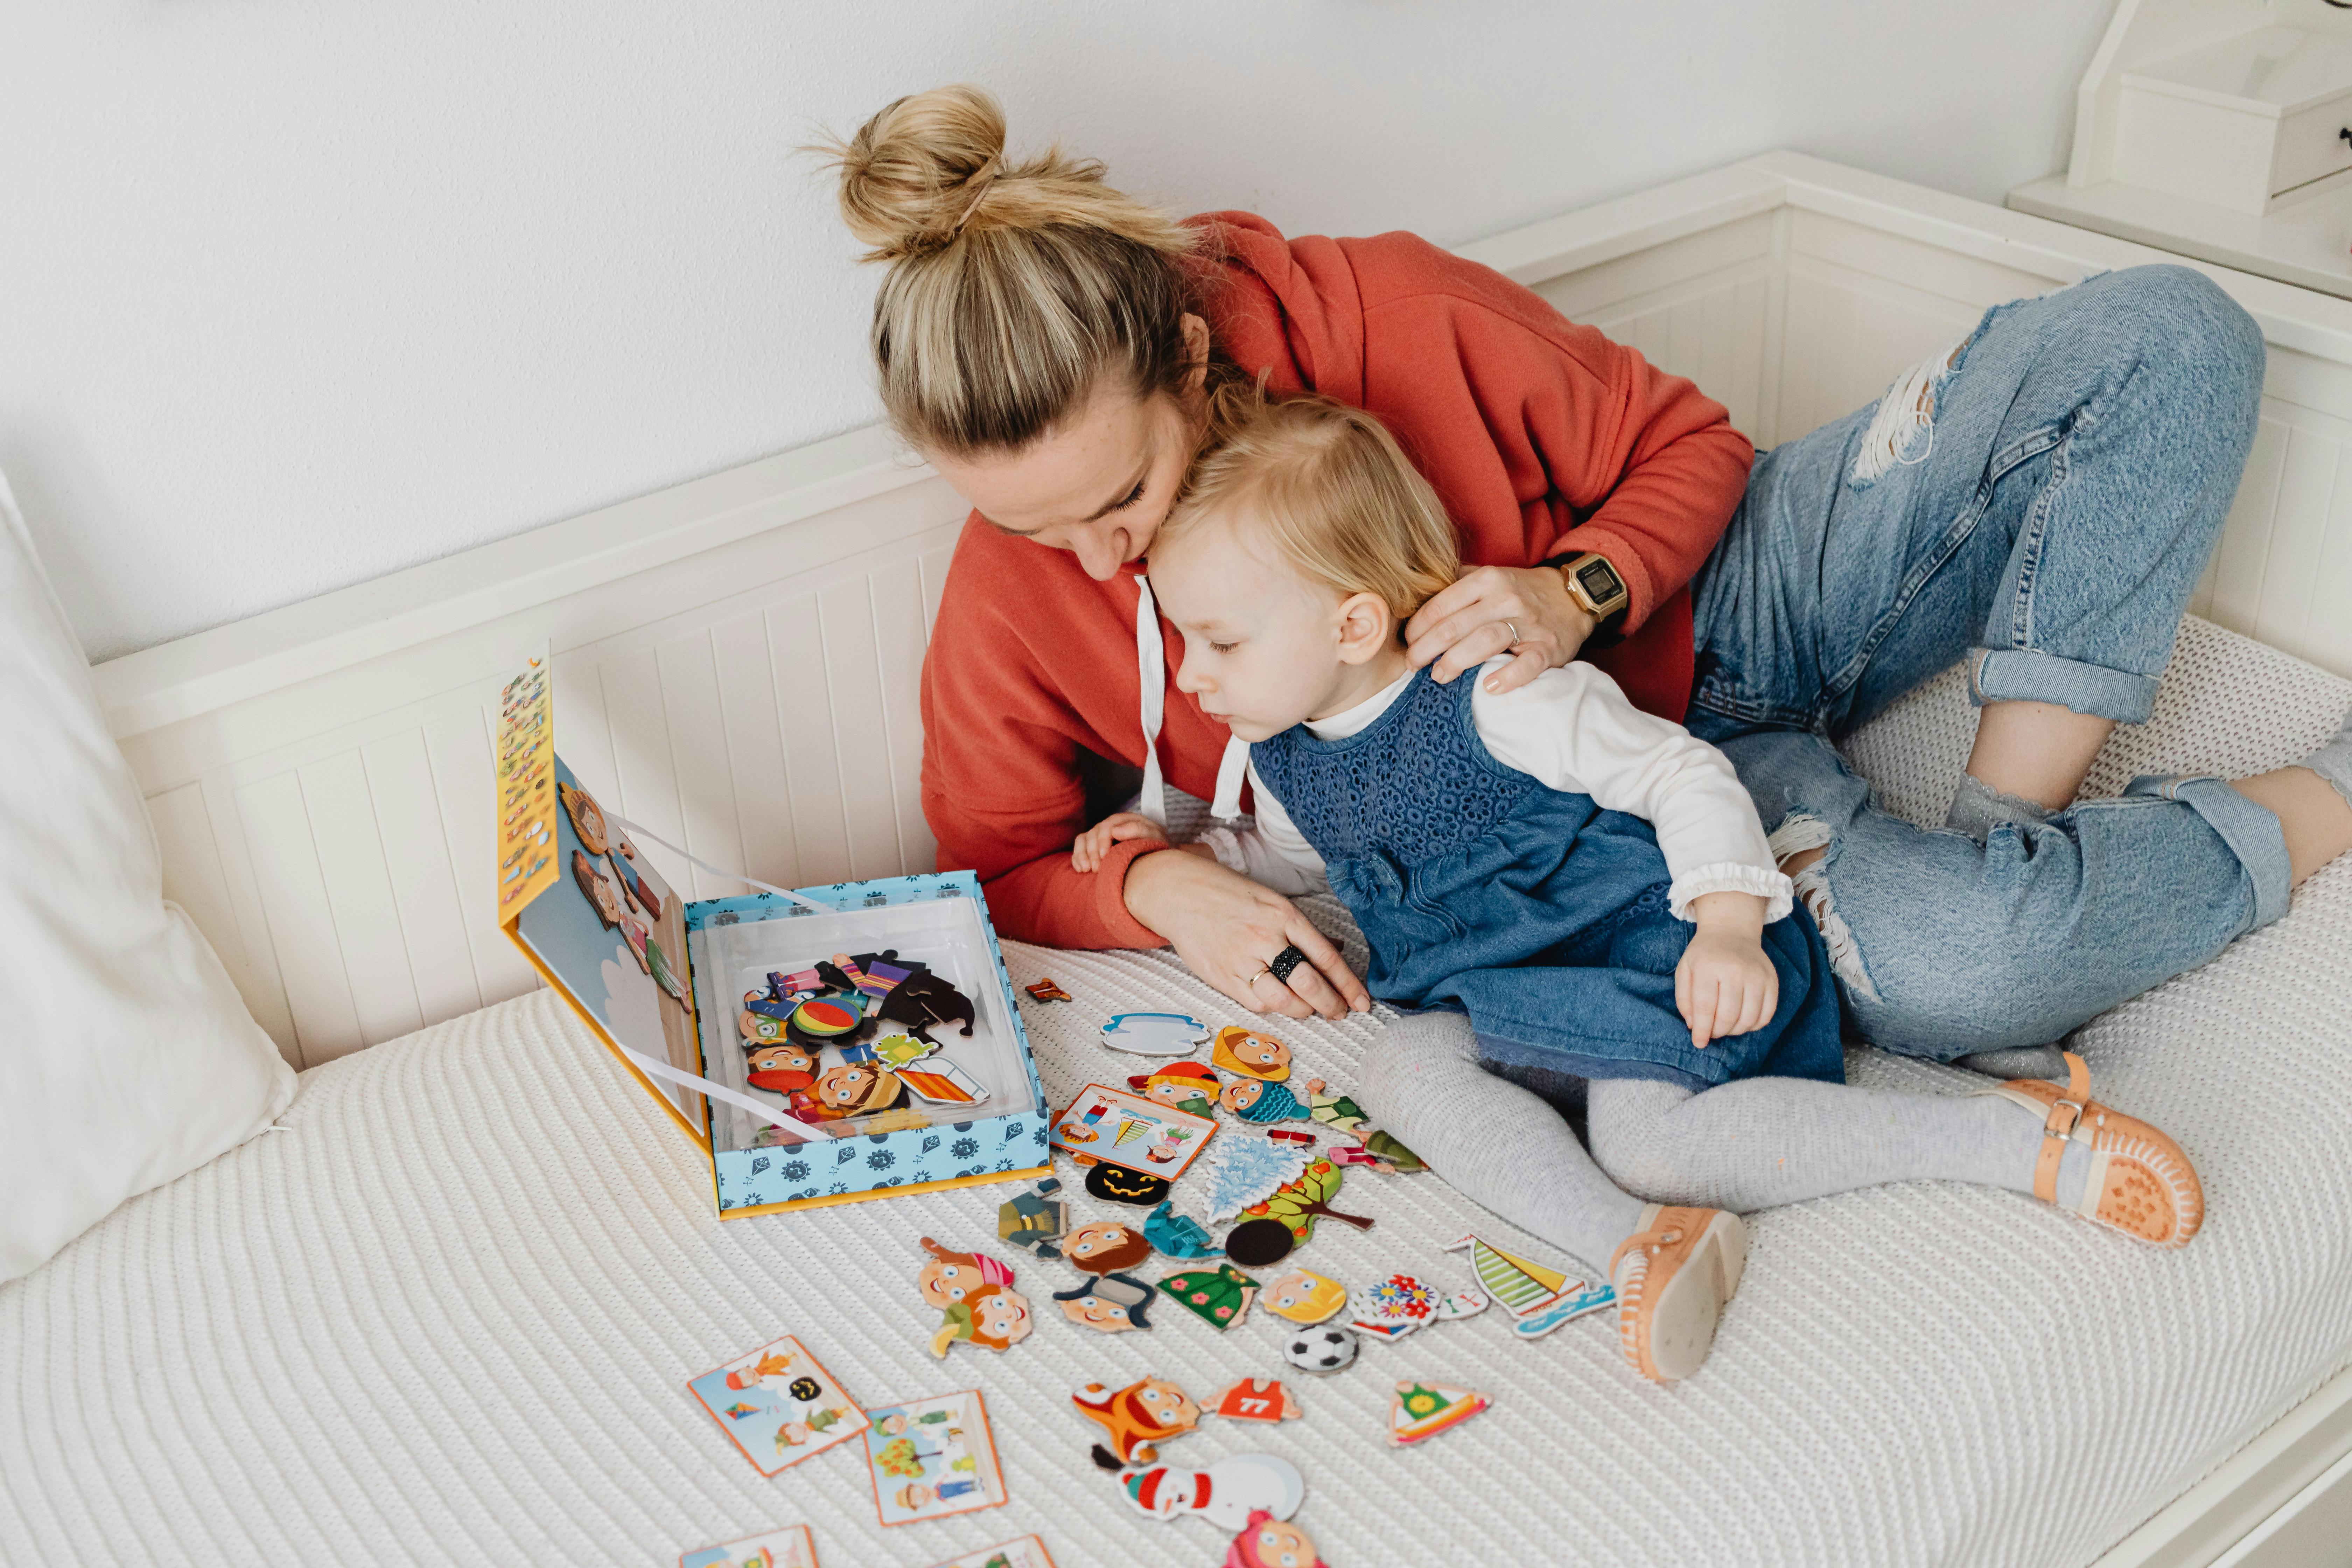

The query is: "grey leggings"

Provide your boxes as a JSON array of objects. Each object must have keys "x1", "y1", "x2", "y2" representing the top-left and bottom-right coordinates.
[{"x1": 1355, "y1": 1011, "x2": 2064, "y2": 1273}]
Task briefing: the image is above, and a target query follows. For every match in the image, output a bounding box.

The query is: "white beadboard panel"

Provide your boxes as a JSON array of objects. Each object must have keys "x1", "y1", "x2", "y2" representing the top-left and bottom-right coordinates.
[
  {"x1": 297, "y1": 750, "x2": 427, "y2": 1050},
  {"x1": 768, "y1": 592, "x2": 856, "y2": 887},
  {"x1": 870, "y1": 556, "x2": 936, "y2": 875},
  {"x1": 652, "y1": 635, "x2": 751, "y2": 901},
  {"x1": 235, "y1": 770, "x2": 364, "y2": 1064},
  {"x1": 817, "y1": 578, "x2": 905, "y2": 881},
  {"x1": 359, "y1": 729, "x2": 485, "y2": 1027},
  {"x1": 710, "y1": 608, "x2": 803, "y2": 892}
]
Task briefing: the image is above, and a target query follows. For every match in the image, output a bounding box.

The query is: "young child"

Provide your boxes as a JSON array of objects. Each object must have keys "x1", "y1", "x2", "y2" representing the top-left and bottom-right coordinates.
[{"x1": 1090, "y1": 388, "x2": 2206, "y2": 1381}]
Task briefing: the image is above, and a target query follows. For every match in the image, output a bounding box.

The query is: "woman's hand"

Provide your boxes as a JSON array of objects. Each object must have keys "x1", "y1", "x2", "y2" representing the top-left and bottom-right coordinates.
[
  {"x1": 1122, "y1": 847, "x2": 1371, "y2": 1021},
  {"x1": 1404, "y1": 563, "x2": 1598, "y2": 696},
  {"x1": 1071, "y1": 810, "x2": 1167, "y2": 873},
  {"x1": 1674, "y1": 891, "x2": 1778, "y2": 1049}
]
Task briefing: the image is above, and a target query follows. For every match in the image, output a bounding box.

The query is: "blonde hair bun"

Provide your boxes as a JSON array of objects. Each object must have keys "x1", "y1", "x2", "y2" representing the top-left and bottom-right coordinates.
[
  {"x1": 824, "y1": 83, "x2": 1185, "y2": 263},
  {"x1": 816, "y1": 83, "x2": 1211, "y2": 455}
]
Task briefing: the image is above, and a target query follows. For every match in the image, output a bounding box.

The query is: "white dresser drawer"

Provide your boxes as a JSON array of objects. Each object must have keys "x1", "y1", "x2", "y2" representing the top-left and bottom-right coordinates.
[{"x1": 2272, "y1": 93, "x2": 2352, "y2": 195}]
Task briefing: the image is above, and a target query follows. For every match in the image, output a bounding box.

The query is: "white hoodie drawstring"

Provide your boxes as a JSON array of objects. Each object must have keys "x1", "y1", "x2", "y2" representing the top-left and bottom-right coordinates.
[{"x1": 1134, "y1": 574, "x2": 1251, "y2": 826}]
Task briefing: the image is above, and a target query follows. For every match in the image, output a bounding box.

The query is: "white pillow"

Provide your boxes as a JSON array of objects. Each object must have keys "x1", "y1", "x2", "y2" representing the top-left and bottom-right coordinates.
[{"x1": 0, "y1": 469, "x2": 294, "y2": 1282}]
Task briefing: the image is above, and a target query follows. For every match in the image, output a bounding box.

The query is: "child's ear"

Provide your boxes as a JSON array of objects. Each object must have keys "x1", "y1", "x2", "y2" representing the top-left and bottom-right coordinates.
[{"x1": 1333, "y1": 592, "x2": 1396, "y2": 665}]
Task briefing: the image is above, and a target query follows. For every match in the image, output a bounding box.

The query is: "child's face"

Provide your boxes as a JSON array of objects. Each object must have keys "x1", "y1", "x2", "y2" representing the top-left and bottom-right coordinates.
[
  {"x1": 975, "y1": 1288, "x2": 1030, "y2": 1344},
  {"x1": 1151, "y1": 518, "x2": 1381, "y2": 742},
  {"x1": 1246, "y1": 1518, "x2": 1320, "y2": 1567}
]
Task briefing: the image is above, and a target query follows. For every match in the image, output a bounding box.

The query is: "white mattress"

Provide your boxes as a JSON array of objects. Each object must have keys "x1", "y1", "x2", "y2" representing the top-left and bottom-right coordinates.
[{"x1": 5, "y1": 618, "x2": 2351, "y2": 1568}]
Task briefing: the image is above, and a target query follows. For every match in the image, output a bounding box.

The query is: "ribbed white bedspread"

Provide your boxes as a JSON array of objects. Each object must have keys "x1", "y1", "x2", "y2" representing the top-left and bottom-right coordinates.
[{"x1": 5, "y1": 618, "x2": 2350, "y2": 1568}]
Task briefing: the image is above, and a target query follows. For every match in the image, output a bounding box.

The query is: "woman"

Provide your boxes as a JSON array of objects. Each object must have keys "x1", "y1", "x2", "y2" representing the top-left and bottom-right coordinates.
[{"x1": 826, "y1": 82, "x2": 2351, "y2": 1030}]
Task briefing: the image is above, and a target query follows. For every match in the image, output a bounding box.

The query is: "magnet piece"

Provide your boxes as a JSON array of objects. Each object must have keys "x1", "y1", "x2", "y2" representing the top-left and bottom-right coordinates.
[
  {"x1": 792, "y1": 995, "x2": 867, "y2": 1037},
  {"x1": 1142, "y1": 1201, "x2": 1223, "y2": 1260},
  {"x1": 997, "y1": 1178, "x2": 1066, "y2": 1261},
  {"x1": 1238, "y1": 1157, "x2": 1374, "y2": 1246},
  {"x1": 1262, "y1": 1269, "x2": 1348, "y2": 1325},
  {"x1": 1387, "y1": 1381, "x2": 1491, "y2": 1447},
  {"x1": 1348, "y1": 1274, "x2": 1487, "y2": 1342},
  {"x1": 899, "y1": 1060, "x2": 988, "y2": 1107},
  {"x1": 925, "y1": 1537, "x2": 1057, "y2": 1568},
  {"x1": 559, "y1": 781, "x2": 610, "y2": 856},
  {"x1": 918, "y1": 1237, "x2": 1016, "y2": 1304},
  {"x1": 1210, "y1": 1025, "x2": 1292, "y2": 1082},
  {"x1": 1226, "y1": 1512, "x2": 1331, "y2": 1568},
  {"x1": 1155, "y1": 1264, "x2": 1259, "y2": 1332},
  {"x1": 1125, "y1": 1060, "x2": 1220, "y2": 1118},
  {"x1": 1062, "y1": 1218, "x2": 1156, "y2": 1276},
  {"x1": 744, "y1": 1042, "x2": 819, "y2": 1094},
  {"x1": 1208, "y1": 1378, "x2": 1301, "y2": 1424},
  {"x1": 927, "y1": 1282, "x2": 1034, "y2": 1359},
  {"x1": 1099, "y1": 1012, "x2": 1212, "y2": 1057},
  {"x1": 877, "y1": 970, "x2": 977, "y2": 1042},
  {"x1": 1085, "y1": 1164, "x2": 1171, "y2": 1207},
  {"x1": 1183, "y1": 1129, "x2": 1314, "y2": 1222},
  {"x1": 1115, "y1": 1454, "x2": 1304, "y2": 1533},
  {"x1": 1281, "y1": 1324, "x2": 1358, "y2": 1376},
  {"x1": 1050, "y1": 1271, "x2": 1155, "y2": 1334},
  {"x1": 1023, "y1": 978, "x2": 1072, "y2": 1004},
  {"x1": 1441, "y1": 1233, "x2": 1610, "y2": 1338},
  {"x1": 811, "y1": 1062, "x2": 908, "y2": 1119},
  {"x1": 740, "y1": 1009, "x2": 787, "y2": 1045},
  {"x1": 1221, "y1": 1218, "x2": 1295, "y2": 1269},
  {"x1": 872, "y1": 1032, "x2": 939, "y2": 1070},
  {"x1": 1072, "y1": 1376, "x2": 1200, "y2": 1468},
  {"x1": 1267, "y1": 1128, "x2": 1316, "y2": 1146}
]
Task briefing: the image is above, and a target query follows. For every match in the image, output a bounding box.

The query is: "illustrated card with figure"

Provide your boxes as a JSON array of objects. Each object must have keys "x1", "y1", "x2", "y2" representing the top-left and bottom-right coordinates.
[
  {"x1": 861, "y1": 1388, "x2": 1009, "y2": 1527},
  {"x1": 925, "y1": 1536, "x2": 1057, "y2": 1568},
  {"x1": 680, "y1": 1523, "x2": 818, "y2": 1568},
  {"x1": 686, "y1": 1334, "x2": 863, "y2": 1477}
]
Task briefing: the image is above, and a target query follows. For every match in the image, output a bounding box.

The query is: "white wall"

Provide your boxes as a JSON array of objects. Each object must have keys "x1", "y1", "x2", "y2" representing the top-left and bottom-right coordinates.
[{"x1": 2, "y1": 0, "x2": 2112, "y2": 662}]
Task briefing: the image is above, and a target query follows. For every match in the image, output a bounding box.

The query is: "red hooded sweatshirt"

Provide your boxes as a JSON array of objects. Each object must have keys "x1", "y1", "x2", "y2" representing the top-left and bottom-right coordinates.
[{"x1": 919, "y1": 212, "x2": 1754, "y2": 950}]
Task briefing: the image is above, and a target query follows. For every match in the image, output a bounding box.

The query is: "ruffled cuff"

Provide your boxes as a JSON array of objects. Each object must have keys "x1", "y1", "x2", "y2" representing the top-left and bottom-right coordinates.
[
  {"x1": 1196, "y1": 826, "x2": 1250, "y2": 877},
  {"x1": 1667, "y1": 862, "x2": 1794, "y2": 924}
]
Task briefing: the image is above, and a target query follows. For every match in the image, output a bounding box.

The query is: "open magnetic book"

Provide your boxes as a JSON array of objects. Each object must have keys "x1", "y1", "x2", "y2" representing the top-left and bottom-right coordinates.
[{"x1": 492, "y1": 645, "x2": 1050, "y2": 1216}]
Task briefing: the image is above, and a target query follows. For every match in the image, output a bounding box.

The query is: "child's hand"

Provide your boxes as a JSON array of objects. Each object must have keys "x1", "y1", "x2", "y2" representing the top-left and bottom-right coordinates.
[
  {"x1": 1675, "y1": 891, "x2": 1779, "y2": 1049},
  {"x1": 1071, "y1": 811, "x2": 1169, "y2": 873}
]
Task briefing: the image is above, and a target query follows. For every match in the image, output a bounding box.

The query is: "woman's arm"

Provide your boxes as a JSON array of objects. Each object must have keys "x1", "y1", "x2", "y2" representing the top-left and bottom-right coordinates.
[{"x1": 1468, "y1": 659, "x2": 1791, "y2": 921}]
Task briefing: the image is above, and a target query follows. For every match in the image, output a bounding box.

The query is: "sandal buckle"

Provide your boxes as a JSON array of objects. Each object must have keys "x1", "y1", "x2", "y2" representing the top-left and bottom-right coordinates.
[{"x1": 2044, "y1": 1098, "x2": 2086, "y2": 1140}]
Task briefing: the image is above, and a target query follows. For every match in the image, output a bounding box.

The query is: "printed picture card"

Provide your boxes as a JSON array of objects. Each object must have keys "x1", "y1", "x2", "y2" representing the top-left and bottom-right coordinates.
[
  {"x1": 861, "y1": 1388, "x2": 1009, "y2": 1527},
  {"x1": 680, "y1": 1523, "x2": 817, "y2": 1568},
  {"x1": 1048, "y1": 1084, "x2": 1216, "y2": 1178},
  {"x1": 925, "y1": 1536, "x2": 1057, "y2": 1568},
  {"x1": 687, "y1": 1334, "x2": 863, "y2": 1477}
]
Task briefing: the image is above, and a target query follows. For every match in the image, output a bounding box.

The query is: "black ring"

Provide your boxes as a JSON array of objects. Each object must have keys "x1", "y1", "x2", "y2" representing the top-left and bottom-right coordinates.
[{"x1": 1266, "y1": 944, "x2": 1309, "y2": 984}]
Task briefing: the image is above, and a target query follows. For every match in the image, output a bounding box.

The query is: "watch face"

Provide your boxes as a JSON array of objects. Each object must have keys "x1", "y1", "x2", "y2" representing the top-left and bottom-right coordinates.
[{"x1": 1576, "y1": 558, "x2": 1625, "y2": 603}]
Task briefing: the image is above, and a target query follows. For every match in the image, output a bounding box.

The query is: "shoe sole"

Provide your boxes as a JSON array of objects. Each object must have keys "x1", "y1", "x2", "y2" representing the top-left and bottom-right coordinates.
[{"x1": 1640, "y1": 1211, "x2": 1749, "y2": 1382}]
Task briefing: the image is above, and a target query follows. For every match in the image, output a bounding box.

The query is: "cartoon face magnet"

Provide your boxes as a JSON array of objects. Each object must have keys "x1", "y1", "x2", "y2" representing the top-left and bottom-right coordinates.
[
  {"x1": 1212, "y1": 1026, "x2": 1292, "y2": 1082},
  {"x1": 1085, "y1": 1163, "x2": 1172, "y2": 1207},
  {"x1": 1263, "y1": 1269, "x2": 1348, "y2": 1325},
  {"x1": 559, "y1": 780, "x2": 609, "y2": 856},
  {"x1": 1051, "y1": 1272, "x2": 1155, "y2": 1334},
  {"x1": 814, "y1": 1061, "x2": 906, "y2": 1117},
  {"x1": 1099, "y1": 1012, "x2": 1211, "y2": 1057},
  {"x1": 744, "y1": 1042, "x2": 818, "y2": 1093},
  {"x1": 1063, "y1": 1219, "x2": 1155, "y2": 1276},
  {"x1": 739, "y1": 1009, "x2": 786, "y2": 1045},
  {"x1": 1228, "y1": 1511, "x2": 1331, "y2": 1568},
  {"x1": 1127, "y1": 1060, "x2": 1220, "y2": 1118},
  {"x1": 1072, "y1": 1376, "x2": 1199, "y2": 1467}
]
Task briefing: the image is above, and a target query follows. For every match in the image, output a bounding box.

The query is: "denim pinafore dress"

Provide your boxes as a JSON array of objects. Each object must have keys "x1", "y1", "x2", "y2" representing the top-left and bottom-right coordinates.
[{"x1": 1251, "y1": 668, "x2": 1843, "y2": 1090}]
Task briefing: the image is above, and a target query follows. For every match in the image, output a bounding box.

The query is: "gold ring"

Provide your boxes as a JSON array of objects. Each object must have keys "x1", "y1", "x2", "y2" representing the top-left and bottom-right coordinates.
[{"x1": 1249, "y1": 965, "x2": 1274, "y2": 984}]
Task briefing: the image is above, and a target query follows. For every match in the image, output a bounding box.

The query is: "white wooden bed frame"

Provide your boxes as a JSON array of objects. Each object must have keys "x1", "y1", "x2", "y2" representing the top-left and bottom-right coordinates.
[{"x1": 85, "y1": 150, "x2": 2352, "y2": 1567}]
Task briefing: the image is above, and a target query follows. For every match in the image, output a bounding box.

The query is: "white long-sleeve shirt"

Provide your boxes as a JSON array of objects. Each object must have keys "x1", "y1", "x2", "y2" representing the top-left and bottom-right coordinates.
[{"x1": 1200, "y1": 658, "x2": 1793, "y2": 923}]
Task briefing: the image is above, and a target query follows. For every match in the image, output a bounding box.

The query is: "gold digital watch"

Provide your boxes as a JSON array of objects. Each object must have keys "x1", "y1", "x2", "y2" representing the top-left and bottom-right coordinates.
[{"x1": 1559, "y1": 552, "x2": 1631, "y2": 623}]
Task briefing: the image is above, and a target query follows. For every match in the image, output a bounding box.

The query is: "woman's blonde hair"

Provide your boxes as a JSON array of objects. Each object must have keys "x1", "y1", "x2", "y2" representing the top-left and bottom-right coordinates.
[
  {"x1": 1161, "y1": 383, "x2": 1461, "y2": 621},
  {"x1": 814, "y1": 84, "x2": 1211, "y2": 457}
]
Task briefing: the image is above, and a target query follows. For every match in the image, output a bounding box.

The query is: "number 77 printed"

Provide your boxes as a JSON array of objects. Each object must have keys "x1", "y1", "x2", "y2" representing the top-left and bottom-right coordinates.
[{"x1": 1208, "y1": 1377, "x2": 1302, "y2": 1424}]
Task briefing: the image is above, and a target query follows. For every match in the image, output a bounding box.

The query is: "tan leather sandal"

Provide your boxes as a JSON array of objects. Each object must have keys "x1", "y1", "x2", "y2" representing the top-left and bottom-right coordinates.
[
  {"x1": 1982, "y1": 1050, "x2": 2203, "y2": 1248},
  {"x1": 1607, "y1": 1204, "x2": 1748, "y2": 1382}
]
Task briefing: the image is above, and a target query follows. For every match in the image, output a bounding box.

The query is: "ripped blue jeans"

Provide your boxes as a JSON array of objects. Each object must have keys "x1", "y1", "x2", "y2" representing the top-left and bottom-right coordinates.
[{"x1": 1685, "y1": 264, "x2": 2281, "y2": 1059}]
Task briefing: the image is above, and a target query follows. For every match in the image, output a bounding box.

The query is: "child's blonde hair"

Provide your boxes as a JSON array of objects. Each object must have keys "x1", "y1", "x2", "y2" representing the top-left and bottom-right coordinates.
[{"x1": 1160, "y1": 383, "x2": 1461, "y2": 621}]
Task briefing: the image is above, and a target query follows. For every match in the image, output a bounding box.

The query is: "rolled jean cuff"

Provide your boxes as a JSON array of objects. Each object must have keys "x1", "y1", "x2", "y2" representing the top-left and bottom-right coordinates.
[
  {"x1": 2124, "y1": 774, "x2": 2293, "y2": 928},
  {"x1": 1967, "y1": 647, "x2": 2160, "y2": 724}
]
